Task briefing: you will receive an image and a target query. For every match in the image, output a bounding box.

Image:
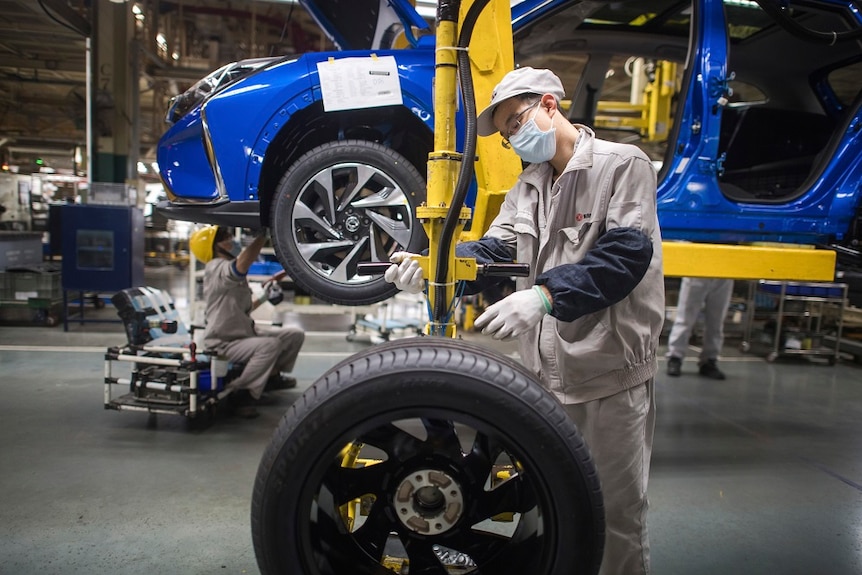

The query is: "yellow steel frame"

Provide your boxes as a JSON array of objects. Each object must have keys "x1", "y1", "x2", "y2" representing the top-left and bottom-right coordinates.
[
  {"x1": 593, "y1": 60, "x2": 677, "y2": 142},
  {"x1": 663, "y1": 242, "x2": 836, "y2": 281},
  {"x1": 458, "y1": 2, "x2": 522, "y2": 241}
]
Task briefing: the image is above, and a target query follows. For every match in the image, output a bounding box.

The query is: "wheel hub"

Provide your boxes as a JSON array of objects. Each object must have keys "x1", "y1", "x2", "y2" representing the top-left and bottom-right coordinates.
[
  {"x1": 394, "y1": 469, "x2": 464, "y2": 535},
  {"x1": 344, "y1": 214, "x2": 362, "y2": 233}
]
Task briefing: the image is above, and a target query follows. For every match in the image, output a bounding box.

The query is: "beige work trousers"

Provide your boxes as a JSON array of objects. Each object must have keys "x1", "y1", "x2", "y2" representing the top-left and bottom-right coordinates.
[
  {"x1": 563, "y1": 378, "x2": 656, "y2": 575},
  {"x1": 217, "y1": 325, "x2": 305, "y2": 399}
]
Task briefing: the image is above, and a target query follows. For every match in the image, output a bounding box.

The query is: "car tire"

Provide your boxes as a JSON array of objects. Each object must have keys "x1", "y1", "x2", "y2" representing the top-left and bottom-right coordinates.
[
  {"x1": 271, "y1": 140, "x2": 427, "y2": 306},
  {"x1": 251, "y1": 337, "x2": 605, "y2": 575}
]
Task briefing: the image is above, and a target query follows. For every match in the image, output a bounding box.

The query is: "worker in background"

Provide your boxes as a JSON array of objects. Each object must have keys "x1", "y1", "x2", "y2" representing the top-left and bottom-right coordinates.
[
  {"x1": 666, "y1": 277, "x2": 734, "y2": 379},
  {"x1": 385, "y1": 67, "x2": 663, "y2": 575},
  {"x1": 189, "y1": 225, "x2": 305, "y2": 418}
]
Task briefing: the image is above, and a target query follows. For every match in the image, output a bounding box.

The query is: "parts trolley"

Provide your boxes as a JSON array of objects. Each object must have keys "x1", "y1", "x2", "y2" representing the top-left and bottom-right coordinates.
[{"x1": 741, "y1": 280, "x2": 848, "y2": 364}]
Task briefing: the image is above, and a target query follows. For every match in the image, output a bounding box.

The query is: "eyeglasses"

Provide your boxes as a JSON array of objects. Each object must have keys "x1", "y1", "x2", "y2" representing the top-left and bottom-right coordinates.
[{"x1": 501, "y1": 100, "x2": 540, "y2": 149}]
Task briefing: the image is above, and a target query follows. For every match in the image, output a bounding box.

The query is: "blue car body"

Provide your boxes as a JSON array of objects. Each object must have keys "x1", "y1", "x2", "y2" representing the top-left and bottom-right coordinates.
[
  {"x1": 161, "y1": 49, "x2": 437, "y2": 204},
  {"x1": 652, "y1": 0, "x2": 862, "y2": 245},
  {"x1": 158, "y1": 0, "x2": 862, "y2": 304}
]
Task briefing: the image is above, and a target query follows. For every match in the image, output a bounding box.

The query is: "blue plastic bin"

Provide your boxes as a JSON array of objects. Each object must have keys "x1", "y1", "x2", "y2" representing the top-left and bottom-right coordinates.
[{"x1": 197, "y1": 370, "x2": 223, "y2": 392}]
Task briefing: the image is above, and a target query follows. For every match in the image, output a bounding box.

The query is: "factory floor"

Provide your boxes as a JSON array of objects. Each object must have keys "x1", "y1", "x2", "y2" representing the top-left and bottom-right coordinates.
[{"x1": 1, "y1": 265, "x2": 861, "y2": 575}]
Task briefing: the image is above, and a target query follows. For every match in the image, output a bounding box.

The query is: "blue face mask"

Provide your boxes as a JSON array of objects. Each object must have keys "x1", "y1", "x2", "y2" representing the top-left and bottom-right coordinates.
[
  {"x1": 228, "y1": 240, "x2": 242, "y2": 258},
  {"x1": 508, "y1": 107, "x2": 556, "y2": 164}
]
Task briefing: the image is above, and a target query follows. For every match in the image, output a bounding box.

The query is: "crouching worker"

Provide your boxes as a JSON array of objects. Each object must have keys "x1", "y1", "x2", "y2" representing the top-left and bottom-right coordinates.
[{"x1": 190, "y1": 225, "x2": 305, "y2": 418}]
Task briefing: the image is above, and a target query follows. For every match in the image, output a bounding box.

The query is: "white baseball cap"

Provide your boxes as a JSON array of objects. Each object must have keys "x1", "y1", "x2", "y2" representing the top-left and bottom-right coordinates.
[{"x1": 476, "y1": 67, "x2": 566, "y2": 137}]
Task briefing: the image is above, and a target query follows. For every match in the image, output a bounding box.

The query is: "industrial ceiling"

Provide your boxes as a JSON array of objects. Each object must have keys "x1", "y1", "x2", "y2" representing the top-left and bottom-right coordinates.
[{"x1": 0, "y1": 0, "x2": 328, "y2": 178}]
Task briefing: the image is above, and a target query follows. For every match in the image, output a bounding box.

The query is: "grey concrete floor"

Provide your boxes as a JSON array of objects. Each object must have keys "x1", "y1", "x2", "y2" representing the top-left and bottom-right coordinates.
[{"x1": 1, "y1": 265, "x2": 861, "y2": 574}]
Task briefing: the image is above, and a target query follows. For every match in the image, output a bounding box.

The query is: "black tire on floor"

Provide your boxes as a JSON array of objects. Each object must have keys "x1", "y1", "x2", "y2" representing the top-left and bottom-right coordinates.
[
  {"x1": 251, "y1": 338, "x2": 605, "y2": 575},
  {"x1": 271, "y1": 140, "x2": 427, "y2": 306}
]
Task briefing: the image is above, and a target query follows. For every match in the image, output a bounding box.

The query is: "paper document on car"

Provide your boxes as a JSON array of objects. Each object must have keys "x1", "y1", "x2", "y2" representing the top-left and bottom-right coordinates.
[{"x1": 317, "y1": 55, "x2": 403, "y2": 112}]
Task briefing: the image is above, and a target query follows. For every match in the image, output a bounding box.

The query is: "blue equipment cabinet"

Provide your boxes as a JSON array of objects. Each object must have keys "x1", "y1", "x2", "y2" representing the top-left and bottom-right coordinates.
[{"x1": 61, "y1": 204, "x2": 145, "y2": 292}]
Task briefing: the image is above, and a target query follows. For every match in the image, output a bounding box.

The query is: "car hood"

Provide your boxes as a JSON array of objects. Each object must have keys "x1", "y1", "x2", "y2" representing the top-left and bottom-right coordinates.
[{"x1": 299, "y1": 0, "x2": 430, "y2": 50}]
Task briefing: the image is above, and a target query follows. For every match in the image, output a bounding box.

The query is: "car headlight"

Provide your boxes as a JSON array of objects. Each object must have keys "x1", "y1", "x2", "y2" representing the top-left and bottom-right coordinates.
[{"x1": 164, "y1": 57, "x2": 280, "y2": 125}]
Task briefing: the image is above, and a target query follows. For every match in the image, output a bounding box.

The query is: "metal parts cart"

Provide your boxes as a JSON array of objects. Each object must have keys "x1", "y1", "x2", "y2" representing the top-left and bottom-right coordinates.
[
  {"x1": 103, "y1": 286, "x2": 236, "y2": 421},
  {"x1": 741, "y1": 280, "x2": 848, "y2": 364},
  {"x1": 0, "y1": 264, "x2": 64, "y2": 326}
]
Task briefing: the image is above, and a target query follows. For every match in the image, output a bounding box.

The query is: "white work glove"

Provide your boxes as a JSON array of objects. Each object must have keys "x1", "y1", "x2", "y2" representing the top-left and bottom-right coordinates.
[
  {"x1": 383, "y1": 252, "x2": 425, "y2": 294},
  {"x1": 474, "y1": 286, "x2": 551, "y2": 340}
]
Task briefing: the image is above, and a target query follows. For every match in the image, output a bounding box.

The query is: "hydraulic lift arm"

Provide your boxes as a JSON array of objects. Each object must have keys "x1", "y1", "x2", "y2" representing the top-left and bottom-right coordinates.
[{"x1": 416, "y1": 0, "x2": 521, "y2": 337}]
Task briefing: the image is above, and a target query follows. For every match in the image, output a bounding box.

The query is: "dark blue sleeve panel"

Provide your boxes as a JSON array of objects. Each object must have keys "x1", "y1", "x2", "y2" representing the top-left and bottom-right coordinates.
[
  {"x1": 230, "y1": 260, "x2": 247, "y2": 277},
  {"x1": 453, "y1": 237, "x2": 515, "y2": 295},
  {"x1": 536, "y1": 227, "x2": 653, "y2": 322}
]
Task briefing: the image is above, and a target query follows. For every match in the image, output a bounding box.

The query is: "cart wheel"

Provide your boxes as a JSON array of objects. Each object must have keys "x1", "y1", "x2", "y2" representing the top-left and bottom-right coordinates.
[
  {"x1": 186, "y1": 407, "x2": 215, "y2": 431},
  {"x1": 44, "y1": 314, "x2": 58, "y2": 327},
  {"x1": 93, "y1": 297, "x2": 106, "y2": 309},
  {"x1": 827, "y1": 356, "x2": 837, "y2": 366},
  {"x1": 251, "y1": 338, "x2": 605, "y2": 575},
  {"x1": 738, "y1": 341, "x2": 750, "y2": 353},
  {"x1": 766, "y1": 352, "x2": 779, "y2": 363}
]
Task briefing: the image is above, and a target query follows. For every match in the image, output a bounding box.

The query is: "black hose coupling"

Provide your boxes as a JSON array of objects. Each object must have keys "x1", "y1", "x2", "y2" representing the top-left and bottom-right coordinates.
[{"x1": 437, "y1": 0, "x2": 461, "y2": 23}]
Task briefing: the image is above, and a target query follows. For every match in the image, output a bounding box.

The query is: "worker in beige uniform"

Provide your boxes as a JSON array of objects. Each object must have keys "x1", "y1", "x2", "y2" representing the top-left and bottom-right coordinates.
[
  {"x1": 386, "y1": 67, "x2": 664, "y2": 574},
  {"x1": 190, "y1": 225, "x2": 305, "y2": 418},
  {"x1": 666, "y1": 277, "x2": 734, "y2": 379}
]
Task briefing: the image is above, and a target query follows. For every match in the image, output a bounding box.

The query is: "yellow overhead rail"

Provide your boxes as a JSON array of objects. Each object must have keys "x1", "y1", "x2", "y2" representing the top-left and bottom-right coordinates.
[{"x1": 662, "y1": 242, "x2": 836, "y2": 281}]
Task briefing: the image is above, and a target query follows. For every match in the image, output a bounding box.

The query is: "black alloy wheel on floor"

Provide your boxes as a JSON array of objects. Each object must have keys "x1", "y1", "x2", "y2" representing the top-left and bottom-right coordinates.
[{"x1": 251, "y1": 338, "x2": 605, "y2": 575}]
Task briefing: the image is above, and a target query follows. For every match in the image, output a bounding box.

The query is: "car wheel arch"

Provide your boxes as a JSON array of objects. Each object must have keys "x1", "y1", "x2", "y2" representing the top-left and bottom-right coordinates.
[{"x1": 256, "y1": 99, "x2": 433, "y2": 227}]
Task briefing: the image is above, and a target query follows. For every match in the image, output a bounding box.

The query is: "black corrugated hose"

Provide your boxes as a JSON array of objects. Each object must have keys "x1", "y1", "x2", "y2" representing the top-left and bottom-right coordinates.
[{"x1": 432, "y1": 0, "x2": 492, "y2": 324}]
